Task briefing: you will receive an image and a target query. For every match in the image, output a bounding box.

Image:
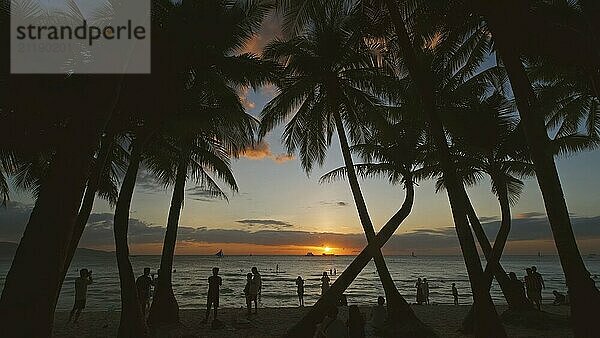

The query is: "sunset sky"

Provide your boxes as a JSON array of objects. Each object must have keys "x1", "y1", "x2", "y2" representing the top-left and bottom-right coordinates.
[{"x1": 1, "y1": 12, "x2": 600, "y2": 256}]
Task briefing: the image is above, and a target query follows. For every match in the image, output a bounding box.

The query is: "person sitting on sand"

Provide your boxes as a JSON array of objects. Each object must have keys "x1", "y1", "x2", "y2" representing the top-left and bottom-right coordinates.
[
  {"x1": 525, "y1": 268, "x2": 542, "y2": 310},
  {"x1": 552, "y1": 290, "x2": 567, "y2": 305},
  {"x1": 347, "y1": 305, "x2": 365, "y2": 338},
  {"x1": 452, "y1": 283, "x2": 459, "y2": 305},
  {"x1": 249, "y1": 267, "x2": 262, "y2": 314},
  {"x1": 321, "y1": 271, "x2": 331, "y2": 296},
  {"x1": 136, "y1": 267, "x2": 155, "y2": 318},
  {"x1": 296, "y1": 276, "x2": 305, "y2": 306},
  {"x1": 369, "y1": 296, "x2": 387, "y2": 334},
  {"x1": 244, "y1": 273, "x2": 253, "y2": 315},
  {"x1": 204, "y1": 267, "x2": 222, "y2": 322},
  {"x1": 314, "y1": 306, "x2": 348, "y2": 338},
  {"x1": 68, "y1": 268, "x2": 93, "y2": 323}
]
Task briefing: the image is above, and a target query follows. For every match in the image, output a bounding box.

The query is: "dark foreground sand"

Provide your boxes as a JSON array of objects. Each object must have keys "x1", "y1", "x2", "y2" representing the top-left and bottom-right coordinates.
[{"x1": 53, "y1": 304, "x2": 572, "y2": 337}]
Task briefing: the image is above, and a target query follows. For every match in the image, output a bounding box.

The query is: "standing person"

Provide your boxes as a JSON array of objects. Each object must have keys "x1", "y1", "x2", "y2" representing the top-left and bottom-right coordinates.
[
  {"x1": 334, "y1": 268, "x2": 337, "y2": 275},
  {"x1": 347, "y1": 305, "x2": 365, "y2": 338},
  {"x1": 509, "y1": 272, "x2": 529, "y2": 307},
  {"x1": 204, "y1": 267, "x2": 222, "y2": 322},
  {"x1": 532, "y1": 266, "x2": 545, "y2": 289},
  {"x1": 330, "y1": 268, "x2": 333, "y2": 276},
  {"x1": 423, "y1": 278, "x2": 430, "y2": 304},
  {"x1": 135, "y1": 267, "x2": 154, "y2": 318},
  {"x1": 321, "y1": 271, "x2": 331, "y2": 296},
  {"x1": 243, "y1": 273, "x2": 253, "y2": 315},
  {"x1": 452, "y1": 283, "x2": 459, "y2": 305},
  {"x1": 68, "y1": 268, "x2": 93, "y2": 323},
  {"x1": 525, "y1": 268, "x2": 541, "y2": 310},
  {"x1": 296, "y1": 276, "x2": 305, "y2": 306},
  {"x1": 249, "y1": 267, "x2": 262, "y2": 314},
  {"x1": 415, "y1": 278, "x2": 423, "y2": 304}
]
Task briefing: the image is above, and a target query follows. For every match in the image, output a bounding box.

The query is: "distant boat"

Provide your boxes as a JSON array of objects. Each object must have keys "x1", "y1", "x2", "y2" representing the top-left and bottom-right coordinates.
[
  {"x1": 306, "y1": 252, "x2": 314, "y2": 256},
  {"x1": 216, "y1": 249, "x2": 224, "y2": 258},
  {"x1": 322, "y1": 253, "x2": 335, "y2": 256}
]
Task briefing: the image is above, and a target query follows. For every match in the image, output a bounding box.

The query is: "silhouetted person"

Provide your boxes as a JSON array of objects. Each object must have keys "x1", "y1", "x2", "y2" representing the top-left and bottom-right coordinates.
[
  {"x1": 68, "y1": 268, "x2": 93, "y2": 323},
  {"x1": 334, "y1": 268, "x2": 337, "y2": 275},
  {"x1": 321, "y1": 271, "x2": 330, "y2": 296},
  {"x1": 525, "y1": 268, "x2": 541, "y2": 310},
  {"x1": 250, "y1": 267, "x2": 262, "y2": 314},
  {"x1": 136, "y1": 267, "x2": 154, "y2": 318},
  {"x1": 452, "y1": 283, "x2": 459, "y2": 305},
  {"x1": 204, "y1": 267, "x2": 222, "y2": 322},
  {"x1": 509, "y1": 272, "x2": 528, "y2": 307},
  {"x1": 553, "y1": 290, "x2": 567, "y2": 305},
  {"x1": 369, "y1": 296, "x2": 387, "y2": 334},
  {"x1": 415, "y1": 278, "x2": 423, "y2": 304},
  {"x1": 314, "y1": 306, "x2": 348, "y2": 338},
  {"x1": 330, "y1": 268, "x2": 333, "y2": 276},
  {"x1": 244, "y1": 273, "x2": 253, "y2": 315},
  {"x1": 423, "y1": 278, "x2": 430, "y2": 304},
  {"x1": 347, "y1": 305, "x2": 365, "y2": 338},
  {"x1": 532, "y1": 266, "x2": 545, "y2": 289},
  {"x1": 296, "y1": 276, "x2": 305, "y2": 306}
]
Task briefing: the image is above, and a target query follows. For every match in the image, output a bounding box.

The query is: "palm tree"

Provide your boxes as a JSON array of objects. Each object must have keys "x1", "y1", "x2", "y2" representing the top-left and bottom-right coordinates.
[
  {"x1": 146, "y1": 101, "x2": 256, "y2": 328},
  {"x1": 259, "y1": 1, "x2": 427, "y2": 330},
  {"x1": 471, "y1": 1, "x2": 600, "y2": 335},
  {"x1": 378, "y1": 0, "x2": 506, "y2": 335},
  {"x1": 287, "y1": 113, "x2": 435, "y2": 337},
  {"x1": 109, "y1": 1, "x2": 276, "y2": 335}
]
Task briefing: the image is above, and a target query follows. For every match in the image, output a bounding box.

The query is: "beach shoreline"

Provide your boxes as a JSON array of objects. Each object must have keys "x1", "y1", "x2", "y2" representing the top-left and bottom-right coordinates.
[{"x1": 52, "y1": 304, "x2": 572, "y2": 337}]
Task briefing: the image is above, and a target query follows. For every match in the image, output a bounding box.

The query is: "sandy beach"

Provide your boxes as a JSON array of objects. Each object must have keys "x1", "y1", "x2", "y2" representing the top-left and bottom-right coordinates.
[{"x1": 52, "y1": 304, "x2": 572, "y2": 337}]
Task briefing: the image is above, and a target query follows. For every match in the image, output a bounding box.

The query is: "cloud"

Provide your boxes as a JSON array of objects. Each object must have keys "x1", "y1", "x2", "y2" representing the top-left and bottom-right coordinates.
[
  {"x1": 242, "y1": 12, "x2": 282, "y2": 55},
  {"x1": 185, "y1": 187, "x2": 221, "y2": 202},
  {"x1": 238, "y1": 86, "x2": 256, "y2": 110},
  {"x1": 236, "y1": 219, "x2": 294, "y2": 230},
  {"x1": 319, "y1": 200, "x2": 349, "y2": 207},
  {"x1": 515, "y1": 212, "x2": 546, "y2": 219},
  {"x1": 240, "y1": 141, "x2": 295, "y2": 164}
]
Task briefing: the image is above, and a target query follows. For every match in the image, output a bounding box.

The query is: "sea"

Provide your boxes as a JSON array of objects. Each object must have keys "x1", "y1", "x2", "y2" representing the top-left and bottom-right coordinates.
[{"x1": 1, "y1": 254, "x2": 599, "y2": 311}]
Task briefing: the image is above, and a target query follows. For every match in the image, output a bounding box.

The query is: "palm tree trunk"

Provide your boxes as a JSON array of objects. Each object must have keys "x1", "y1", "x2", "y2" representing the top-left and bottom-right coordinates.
[
  {"x1": 480, "y1": 3, "x2": 600, "y2": 336},
  {"x1": 55, "y1": 134, "x2": 115, "y2": 307},
  {"x1": 462, "y1": 180, "x2": 530, "y2": 332},
  {"x1": 0, "y1": 119, "x2": 100, "y2": 338},
  {"x1": 332, "y1": 112, "x2": 416, "y2": 323},
  {"x1": 114, "y1": 139, "x2": 146, "y2": 338},
  {"x1": 287, "y1": 182, "x2": 433, "y2": 337},
  {"x1": 147, "y1": 155, "x2": 188, "y2": 328},
  {"x1": 383, "y1": 1, "x2": 505, "y2": 336},
  {"x1": 465, "y1": 195, "x2": 526, "y2": 306}
]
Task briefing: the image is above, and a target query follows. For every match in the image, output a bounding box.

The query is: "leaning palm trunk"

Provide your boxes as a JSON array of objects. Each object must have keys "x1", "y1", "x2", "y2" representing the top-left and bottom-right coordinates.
[
  {"x1": 383, "y1": 1, "x2": 505, "y2": 336},
  {"x1": 147, "y1": 156, "x2": 188, "y2": 329},
  {"x1": 56, "y1": 134, "x2": 115, "y2": 306},
  {"x1": 480, "y1": 3, "x2": 600, "y2": 336},
  {"x1": 0, "y1": 118, "x2": 101, "y2": 338},
  {"x1": 462, "y1": 182, "x2": 530, "y2": 332},
  {"x1": 332, "y1": 112, "x2": 422, "y2": 327},
  {"x1": 288, "y1": 182, "x2": 435, "y2": 337},
  {"x1": 114, "y1": 140, "x2": 146, "y2": 338}
]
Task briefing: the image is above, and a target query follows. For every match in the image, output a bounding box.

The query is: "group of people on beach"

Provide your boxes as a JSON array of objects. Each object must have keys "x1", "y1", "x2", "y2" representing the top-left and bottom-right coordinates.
[
  {"x1": 414, "y1": 277, "x2": 430, "y2": 305},
  {"x1": 314, "y1": 296, "x2": 388, "y2": 338}
]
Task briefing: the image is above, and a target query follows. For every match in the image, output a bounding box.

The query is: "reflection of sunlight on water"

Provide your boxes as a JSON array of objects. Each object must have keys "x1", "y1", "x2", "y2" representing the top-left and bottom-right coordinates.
[{"x1": 3, "y1": 255, "x2": 595, "y2": 310}]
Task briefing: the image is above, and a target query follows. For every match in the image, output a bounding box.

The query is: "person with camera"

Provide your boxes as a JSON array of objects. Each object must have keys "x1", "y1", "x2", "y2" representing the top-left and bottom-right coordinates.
[{"x1": 68, "y1": 268, "x2": 93, "y2": 323}]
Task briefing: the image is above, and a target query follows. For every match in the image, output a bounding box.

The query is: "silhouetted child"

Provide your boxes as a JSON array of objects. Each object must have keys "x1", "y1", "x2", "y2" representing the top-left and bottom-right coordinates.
[
  {"x1": 136, "y1": 267, "x2": 154, "y2": 318},
  {"x1": 347, "y1": 305, "x2": 365, "y2": 338},
  {"x1": 244, "y1": 273, "x2": 253, "y2": 314},
  {"x1": 452, "y1": 283, "x2": 458, "y2": 305},
  {"x1": 68, "y1": 268, "x2": 93, "y2": 323},
  {"x1": 553, "y1": 290, "x2": 567, "y2": 305},
  {"x1": 204, "y1": 267, "x2": 222, "y2": 322},
  {"x1": 296, "y1": 276, "x2": 305, "y2": 306}
]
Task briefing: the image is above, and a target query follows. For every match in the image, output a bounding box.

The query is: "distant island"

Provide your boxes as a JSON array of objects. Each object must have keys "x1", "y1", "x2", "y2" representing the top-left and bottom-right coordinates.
[{"x1": 0, "y1": 242, "x2": 112, "y2": 259}]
